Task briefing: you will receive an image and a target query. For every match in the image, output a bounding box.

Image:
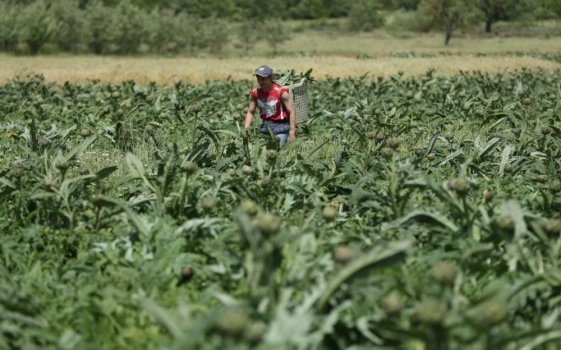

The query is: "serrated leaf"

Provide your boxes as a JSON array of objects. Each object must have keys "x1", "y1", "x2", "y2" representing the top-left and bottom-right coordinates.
[
  {"x1": 394, "y1": 210, "x2": 459, "y2": 232},
  {"x1": 58, "y1": 330, "x2": 82, "y2": 350},
  {"x1": 438, "y1": 149, "x2": 463, "y2": 166},
  {"x1": 95, "y1": 166, "x2": 118, "y2": 180},
  {"x1": 499, "y1": 145, "x2": 513, "y2": 176},
  {"x1": 316, "y1": 240, "x2": 413, "y2": 311},
  {"x1": 477, "y1": 137, "x2": 501, "y2": 159},
  {"x1": 126, "y1": 152, "x2": 146, "y2": 178},
  {"x1": 0, "y1": 177, "x2": 16, "y2": 189},
  {"x1": 141, "y1": 297, "x2": 184, "y2": 339},
  {"x1": 64, "y1": 135, "x2": 97, "y2": 162}
]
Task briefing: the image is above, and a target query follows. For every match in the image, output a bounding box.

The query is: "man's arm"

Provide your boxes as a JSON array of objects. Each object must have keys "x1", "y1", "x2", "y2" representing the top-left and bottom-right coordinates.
[
  {"x1": 244, "y1": 97, "x2": 257, "y2": 130},
  {"x1": 281, "y1": 90, "x2": 296, "y2": 141}
]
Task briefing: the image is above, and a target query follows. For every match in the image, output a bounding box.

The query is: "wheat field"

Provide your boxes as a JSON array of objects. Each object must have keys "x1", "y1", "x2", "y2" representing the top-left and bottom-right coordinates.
[
  {"x1": 1, "y1": 32, "x2": 561, "y2": 84},
  {"x1": 1, "y1": 54, "x2": 559, "y2": 85}
]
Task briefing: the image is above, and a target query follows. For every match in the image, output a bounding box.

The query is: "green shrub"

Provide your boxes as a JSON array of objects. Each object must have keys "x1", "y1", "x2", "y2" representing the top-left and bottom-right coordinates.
[
  {"x1": 0, "y1": 2, "x2": 20, "y2": 52},
  {"x1": 113, "y1": 0, "x2": 148, "y2": 54},
  {"x1": 261, "y1": 19, "x2": 292, "y2": 54},
  {"x1": 190, "y1": 16, "x2": 231, "y2": 53},
  {"x1": 84, "y1": 0, "x2": 117, "y2": 54},
  {"x1": 146, "y1": 9, "x2": 194, "y2": 53},
  {"x1": 17, "y1": 0, "x2": 57, "y2": 54},
  {"x1": 235, "y1": 18, "x2": 260, "y2": 52},
  {"x1": 51, "y1": 0, "x2": 85, "y2": 53},
  {"x1": 347, "y1": 0, "x2": 385, "y2": 32}
]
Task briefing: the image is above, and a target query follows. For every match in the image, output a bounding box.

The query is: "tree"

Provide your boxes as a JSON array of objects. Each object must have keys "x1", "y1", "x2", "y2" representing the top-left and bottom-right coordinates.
[
  {"x1": 112, "y1": 0, "x2": 148, "y2": 54},
  {"x1": 416, "y1": 0, "x2": 478, "y2": 45},
  {"x1": 176, "y1": 0, "x2": 238, "y2": 18},
  {"x1": 473, "y1": 0, "x2": 550, "y2": 33},
  {"x1": 17, "y1": 0, "x2": 57, "y2": 54},
  {"x1": 84, "y1": 0, "x2": 116, "y2": 54},
  {"x1": 323, "y1": 0, "x2": 353, "y2": 17},
  {"x1": 233, "y1": 0, "x2": 285, "y2": 19},
  {"x1": 543, "y1": 0, "x2": 561, "y2": 18},
  {"x1": 51, "y1": 0, "x2": 85, "y2": 52},
  {"x1": 395, "y1": 0, "x2": 422, "y2": 10},
  {"x1": 287, "y1": 0, "x2": 331, "y2": 19},
  {"x1": 0, "y1": 2, "x2": 20, "y2": 52},
  {"x1": 261, "y1": 18, "x2": 292, "y2": 54},
  {"x1": 236, "y1": 19, "x2": 261, "y2": 51},
  {"x1": 474, "y1": 0, "x2": 508, "y2": 33},
  {"x1": 347, "y1": 0, "x2": 385, "y2": 32},
  {"x1": 146, "y1": 8, "x2": 192, "y2": 53},
  {"x1": 501, "y1": 0, "x2": 542, "y2": 23}
]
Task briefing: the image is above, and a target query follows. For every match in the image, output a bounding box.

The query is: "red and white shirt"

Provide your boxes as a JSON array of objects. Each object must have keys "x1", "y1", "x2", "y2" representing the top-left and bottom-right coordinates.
[{"x1": 250, "y1": 83, "x2": 288, "y2": 121}]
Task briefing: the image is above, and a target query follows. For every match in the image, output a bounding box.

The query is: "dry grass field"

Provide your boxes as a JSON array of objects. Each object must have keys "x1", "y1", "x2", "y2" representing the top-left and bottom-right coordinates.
[{"x1": 1, "y1": 32, "x2": 560, "y2": 85}]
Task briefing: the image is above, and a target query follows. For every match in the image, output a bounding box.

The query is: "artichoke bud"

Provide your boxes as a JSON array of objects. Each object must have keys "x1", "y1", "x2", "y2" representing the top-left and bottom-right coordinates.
[
  {"x1": 200, "y1": 196, "x2": 217, "y2": 212},
  {"x1": 215, "y1": 308, "x2": 250, "y2": 337},
  {"x1": 416, "y1": 299, "x2": 447, "y2": 324},
  {"x1": 254, "y1": 212, "x2": 281, "y2": 236},
  {"x1": 240, "y1": 199, "x2": 259, "y2": 216},
  {"x1": 181, "y1": 161, "x2": 198, "y2": 175},
  {"x1": 333, "y1": 246, "x2": 354, "y2": 264},
  {"x1": 430, "y1": 260, "x2": 458, "y2": 286},
  {"x1": 381, "y1": 293, "x2": 404, "y2": 317},
  {"x1": 543, "y1": 218, "x2": 561, "y2": 236},
  {"x1": 322, "y1": 206, "x2": 339, "y2": 222}
]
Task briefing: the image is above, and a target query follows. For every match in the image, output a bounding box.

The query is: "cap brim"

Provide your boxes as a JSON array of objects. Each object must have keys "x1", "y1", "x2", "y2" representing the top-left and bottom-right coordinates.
[{"x1": 254, "y1": 73, "x2": 270, "y2": 77}]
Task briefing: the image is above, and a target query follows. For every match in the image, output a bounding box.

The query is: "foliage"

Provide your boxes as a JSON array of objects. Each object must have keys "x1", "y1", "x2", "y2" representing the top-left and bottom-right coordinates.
[
  {"x1": 113, "y1": 0, "x2": 149, "y2": 54},
  {"x1": 347, "y1": 0, "x2": 385, "y2": 32},
  {"x1": 177, "y1": 0, "x2": 238, "y2": 19},
  {"x1": 3, "y1": 64, "x2": 561, "y2": 348},
  {"x1": 543, "y1": 0, "x2": 561, "y2": 18},
  {"x1": 17, "y1": 0, "x2": 57, "y2": 54},
  {"x1": 235, "y1": 19, "x2": 261, "y2": 52},
  {"x1": 145, "y1": 8, "x2": 193, "y2": 53},
  {"x1": 51, "y1": 0, "x2": 86, "y2": 52},
  {"x1": 0, "y1": 0, "x2": 557, "y2": 55},
  {"x1": 234, "y1": 0, "x2": 286, "y2": 19},
  {"x1": 416, "y1": 0, "x2": 480, "y2": 44},
  {"x1": 0, "y1": 2, "x2": 20, "y2": 52},
  {"x1": 188, "y1": 16, "x2": 231, "y2": 53},
  {"x1": 260, "y1": 19, "x2": 293, "y2": 54},
  {"x1": 84, "y1": 0, "x2": 117, "y2": 54}
]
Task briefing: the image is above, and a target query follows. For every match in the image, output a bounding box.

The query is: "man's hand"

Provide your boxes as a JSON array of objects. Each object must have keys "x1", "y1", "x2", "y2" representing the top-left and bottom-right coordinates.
[{"x1": 288, "y1": 130, "x2": 296, "y2": 142}]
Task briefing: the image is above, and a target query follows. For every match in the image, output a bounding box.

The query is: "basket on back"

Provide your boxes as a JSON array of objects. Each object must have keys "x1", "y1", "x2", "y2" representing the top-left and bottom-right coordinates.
[{"x1": 283, "y1": 78, "x2": 308, "y2": 124}]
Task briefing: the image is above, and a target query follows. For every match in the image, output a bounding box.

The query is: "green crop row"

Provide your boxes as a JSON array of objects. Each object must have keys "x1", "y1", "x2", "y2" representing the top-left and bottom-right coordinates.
[{"x1": 1, "y1": 68, "x2": 561, "y2": 349}]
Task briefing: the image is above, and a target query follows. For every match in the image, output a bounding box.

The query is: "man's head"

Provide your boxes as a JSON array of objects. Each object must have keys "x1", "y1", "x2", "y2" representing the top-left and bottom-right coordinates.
[{"x1": 254, "y1": 65, "x2": 274, "y2": 88}]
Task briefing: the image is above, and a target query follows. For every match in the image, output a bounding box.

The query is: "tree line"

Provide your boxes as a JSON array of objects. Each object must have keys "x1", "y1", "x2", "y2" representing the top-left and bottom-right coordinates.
[{"x1": 0, "y1": 0, "x2": 559, "y2": 55}]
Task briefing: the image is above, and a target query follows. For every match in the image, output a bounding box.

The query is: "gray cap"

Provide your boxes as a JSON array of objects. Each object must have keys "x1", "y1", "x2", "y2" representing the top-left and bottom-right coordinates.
[{"x1": 254, "y1": 65, "x2": 273, "y2": 77}]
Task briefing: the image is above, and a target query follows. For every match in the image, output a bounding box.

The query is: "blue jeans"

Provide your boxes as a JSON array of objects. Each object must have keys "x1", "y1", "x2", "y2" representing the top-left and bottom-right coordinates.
[{"x1": 277, "y1": 133, "x2": 288, "y2": 146}]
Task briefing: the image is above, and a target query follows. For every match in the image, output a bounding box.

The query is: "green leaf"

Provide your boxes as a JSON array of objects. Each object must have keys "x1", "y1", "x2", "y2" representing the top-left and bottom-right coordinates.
[
  {"x1": 392, "y1": 210, "x2": 459, "y2": 232},
  {"x1": 58, "y1": 330, "x2": 82, "y2": 350},
  {"x1": 95, "y1": 166, "x2": 118, "y2": 180},
  {"x1": 316, "y1": 239, "x2": 413, "y2": 312},
  {"x1": 63, "y1": 135, "x2": 97, "y2": 162},
  {"x1": 476, "y1": 137, "x2": 501, "y2": 160},
  {"x1": 499, "y1": 145, "x2": 513, "y2": 176},
  {"x1": 125, "y1": 152, "x2": 146, "y2": 179},
  {"x1": 437, "y1": 149, "x2": 463, "y2": 166},
  {"x1": 141, "y1": 297, "x2": 184, "y2": 339},
  {"x1": 0, "y1": 177, "x2": 16, "y2": 189}
]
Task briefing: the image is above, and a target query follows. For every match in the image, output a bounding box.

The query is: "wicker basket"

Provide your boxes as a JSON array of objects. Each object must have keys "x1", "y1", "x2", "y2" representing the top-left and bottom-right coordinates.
[{"x1": 283, "y1": 78, "x2": 308, "y2": 124}]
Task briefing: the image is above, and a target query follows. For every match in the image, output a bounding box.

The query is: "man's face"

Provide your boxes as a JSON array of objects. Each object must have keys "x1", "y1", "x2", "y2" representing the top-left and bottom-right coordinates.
[{"x1": 256, "y1": 75, "x2": 272, "y2": 87}]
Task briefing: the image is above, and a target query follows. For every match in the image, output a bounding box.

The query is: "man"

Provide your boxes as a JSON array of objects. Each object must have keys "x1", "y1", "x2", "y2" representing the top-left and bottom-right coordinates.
[{"x1": 243, "y1": 65, "x2": 296, "y2": 145}]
